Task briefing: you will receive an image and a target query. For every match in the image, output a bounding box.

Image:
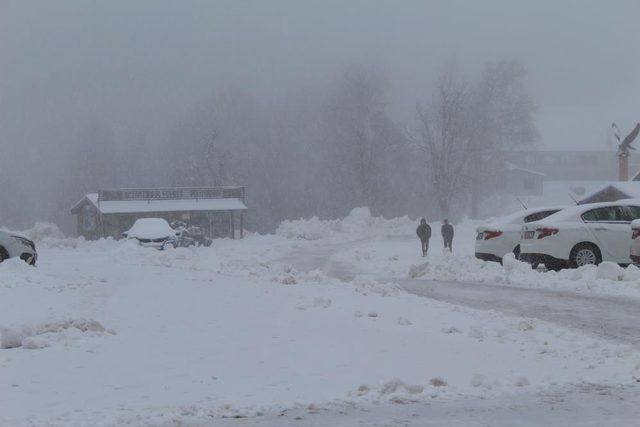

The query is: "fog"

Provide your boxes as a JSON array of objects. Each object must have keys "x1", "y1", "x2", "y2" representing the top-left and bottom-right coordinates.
[{"x1": 2, "y1": 0, "x2": 640, "y2": 232}]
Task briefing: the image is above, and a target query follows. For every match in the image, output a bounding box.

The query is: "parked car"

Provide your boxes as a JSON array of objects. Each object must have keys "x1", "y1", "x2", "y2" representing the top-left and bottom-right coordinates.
[
  {"x1": 520, "y1": 200, "x2": 640, "y2": 270},
  {"x1": 630, "y1": 219, "x2": 640, "y2": 264},
  {"x1": 123, "y1": 218, "x2": 179, "y2": 249},
  {"x1": 475, "y1": 206, "x2": 564, "y2": 263},
  {"x1": 0, "y1": 230, "x2": 37, "y2": 265}
]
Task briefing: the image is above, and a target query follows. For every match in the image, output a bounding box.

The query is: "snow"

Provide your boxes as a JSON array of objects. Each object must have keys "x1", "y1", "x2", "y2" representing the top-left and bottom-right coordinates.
[
  {"x1": 579, "y1": 181, "x2": 640, "y2": 204},
  {"x1": 1, "y1": 209, "x2": 640, "y2": 425},
  {"x1": 289, "y1": 209, "x2": 640, "y2": 299},
  {"x1": 124, "y1": 218, "x2": 175, "y2": 239},
  {"x1": 96, "y1": 197, "x2": 247, "y2": 214}
]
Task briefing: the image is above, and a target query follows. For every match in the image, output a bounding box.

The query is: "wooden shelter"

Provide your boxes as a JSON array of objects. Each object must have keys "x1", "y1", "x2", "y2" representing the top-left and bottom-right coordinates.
[{"x1": 71, "y1": 187, "x2": 247, "y2": 240}]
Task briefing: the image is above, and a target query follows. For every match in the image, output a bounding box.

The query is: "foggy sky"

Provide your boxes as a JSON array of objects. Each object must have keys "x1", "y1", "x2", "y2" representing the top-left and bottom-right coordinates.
[{"x1": 2, "y1": 0, "x2": 640, "y2": 158}]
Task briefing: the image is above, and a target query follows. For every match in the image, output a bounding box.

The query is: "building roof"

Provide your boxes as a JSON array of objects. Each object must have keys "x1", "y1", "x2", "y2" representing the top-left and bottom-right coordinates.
[
  {"x1": 71, "y1": 192, "x2": 247, "y2": 215},
  {"x1": 504, "y1": 161, "x2": 545, "y2": 177},
  {"x1": 578, "y1": 182, "x2": 640, "y2": 204}
]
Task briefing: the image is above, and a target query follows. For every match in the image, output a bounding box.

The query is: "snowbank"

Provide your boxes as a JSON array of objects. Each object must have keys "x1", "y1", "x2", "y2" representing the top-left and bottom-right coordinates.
[
  {"x1": 276, "y1": 207, "x2": 416, "y2": 240},
  {"x1": 1, "y1": 318, "x2": 109, "y2": 349},
  {"x1": 17, "y1": 222, "x2": 65, "y2": 242},
  {"x1": 297, "y1": 211, "x2": 640, "y2": 299}
]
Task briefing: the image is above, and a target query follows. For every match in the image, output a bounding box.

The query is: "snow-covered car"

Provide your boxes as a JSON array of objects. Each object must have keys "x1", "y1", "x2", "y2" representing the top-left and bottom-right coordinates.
[
  {"x1": 630, "y1": 219, "x2": 640, "y2": 264},
  {"x1": 0, "y1": 230, "x2": 37, "y2": 265},
  {"x1": 475, "y1": 206, "x2": 564, "y2": 263},
  {"x1": 122, "y1": 218, "x2": 179, "y2": 249},
  {"x1": 520, "y1": 200, "x2": 640, "y2": 270}
]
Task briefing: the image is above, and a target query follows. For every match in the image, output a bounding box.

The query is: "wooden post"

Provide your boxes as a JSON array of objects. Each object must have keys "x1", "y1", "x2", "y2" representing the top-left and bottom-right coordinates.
[
  {"x1": 231, "y1": 212, "x2": 235, "y2": 239},
  {"x1": 240, "y1": 213, "x2": 244, "y2": 238},
  {"x1": 619, "y1": 153, "x2": 629, "y2": 181}
]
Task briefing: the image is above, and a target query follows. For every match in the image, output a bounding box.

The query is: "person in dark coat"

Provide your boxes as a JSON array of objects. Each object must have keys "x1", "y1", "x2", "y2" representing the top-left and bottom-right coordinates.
[
  {"x1": 441, "y1": 219, "x2": 454, "y2": 251},
  {"x1": 416, "y1": 218, "x2": 432, "y2": 257}
]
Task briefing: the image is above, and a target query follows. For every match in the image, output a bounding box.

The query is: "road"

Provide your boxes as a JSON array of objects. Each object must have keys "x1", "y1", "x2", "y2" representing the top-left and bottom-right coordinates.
[
  {"x1": 400, "y1": 278, "x2": 640, "y2": 347},
  {"x1": 286, "y1": 239, "x2": 640, "y2": 347}
]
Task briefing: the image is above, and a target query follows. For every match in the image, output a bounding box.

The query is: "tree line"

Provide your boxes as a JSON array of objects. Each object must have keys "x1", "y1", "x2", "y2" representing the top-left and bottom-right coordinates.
[{"x1": 2, "y1": 60, "x2": 536, "y2": 234}]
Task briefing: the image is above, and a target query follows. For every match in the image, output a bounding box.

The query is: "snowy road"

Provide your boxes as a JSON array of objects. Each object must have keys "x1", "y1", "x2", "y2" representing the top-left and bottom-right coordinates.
[
  {"x1": 210, "y1": 383, "x2": 640, "y2": 427},
  {"x1": 286, "y1": 239, "x2": 640, "y2": 347},
  {"x1": 273, "y1": 238, "x2": 640, "y2": 426},
  {"x1": 400, "y1": 279, "x2": 640, "y2": 347}
]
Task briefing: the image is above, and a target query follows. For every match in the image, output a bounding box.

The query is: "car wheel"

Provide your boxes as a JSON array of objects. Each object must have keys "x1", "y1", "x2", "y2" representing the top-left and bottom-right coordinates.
[
  {"x1": 570, "y1": 243, "x2": 601, "y2": 268},
  {"x1": 0, "y1": 246, "x2": 8, "y2": 262}
]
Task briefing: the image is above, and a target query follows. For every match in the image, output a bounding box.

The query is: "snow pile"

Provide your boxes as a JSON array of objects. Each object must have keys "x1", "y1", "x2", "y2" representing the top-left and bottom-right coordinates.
[
  {"x1": 404, "y1": 255, "x2": 640, "y2": 298},
  {"x1": 277, "y1": 207, "x2": 416, "y2": 241},
  {"x1": 1, "y1": 318, "x2": 110, "y2": 349},
  {"x1": 319, "y1": 220, "x2": 640, "y2": 298},
  {"x1": 14, "y1": 222, "x2": 65, "y2": 241}
]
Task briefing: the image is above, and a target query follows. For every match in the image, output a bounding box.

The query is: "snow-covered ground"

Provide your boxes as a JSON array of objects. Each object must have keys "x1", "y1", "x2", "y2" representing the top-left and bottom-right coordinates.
[{"x1": 1, "y1": 209, "x2": 640, "y2": 426}]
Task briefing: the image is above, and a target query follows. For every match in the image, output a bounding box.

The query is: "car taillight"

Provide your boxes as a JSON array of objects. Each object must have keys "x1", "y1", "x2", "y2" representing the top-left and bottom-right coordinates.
[
  {"x1": 537, "y1": 227, "x2": 559, "y2": 239},
  {"x1": 484, "y1": 230, "x2": 503, "y2": 240},
  {"x1": 633, "y1": 229, "x2": 640, "y2": 239}
]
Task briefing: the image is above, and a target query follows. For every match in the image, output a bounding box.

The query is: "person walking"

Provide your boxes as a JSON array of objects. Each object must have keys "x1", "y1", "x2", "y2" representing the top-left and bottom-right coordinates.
[
  {"x1": 441, "y1": 219, "x2": 454, "y2": 252},
  {"x1": 416, "y1": 218, "x2": 431, "y2": 257}
]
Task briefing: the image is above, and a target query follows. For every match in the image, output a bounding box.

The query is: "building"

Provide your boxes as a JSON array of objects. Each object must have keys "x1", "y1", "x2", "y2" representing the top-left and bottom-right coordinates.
[
  {"x1": 502, "y1": 162, "x2": 545, "y2": 196},
  {"x1": 503, "y1": 150, "x2": 640, "y2": 181},
  {"x1": 71, "y1": 187, "x2": 247, "y2": 240},
  {"x1": 578, "y1": 182, "x2": 640, "y2": 204}
]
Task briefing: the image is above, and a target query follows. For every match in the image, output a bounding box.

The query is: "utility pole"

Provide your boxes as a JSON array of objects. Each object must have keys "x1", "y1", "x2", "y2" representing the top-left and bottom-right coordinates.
[{"x1": 612, "y1": 122, "x2": 640, "y2": 181}]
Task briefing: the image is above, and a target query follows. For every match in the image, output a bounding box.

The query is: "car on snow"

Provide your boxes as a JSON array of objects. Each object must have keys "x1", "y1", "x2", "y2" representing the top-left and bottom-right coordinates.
[
  {"x1": 475, "y1": 206, "x2": 564, "y2": 263},
  {"x1": 122, "y1": 218, "x2": 179, "y2": 249},
  {"x1": 520, "y1": 200, "x2": 640, "y2": 271},
  {"x1": 0, "y1": 230, "x2": 37, "y2": 265}
]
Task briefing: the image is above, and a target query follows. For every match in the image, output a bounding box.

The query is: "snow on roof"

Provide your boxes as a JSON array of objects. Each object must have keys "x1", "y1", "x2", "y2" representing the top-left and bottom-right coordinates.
[
  {"x1": 504, "y1": 161, "x2": 545, "y2": 177},
  {"x1": 578, "y1": 182, "x2": 640, "y2": 204},
  {"x1": 97, "y1": 198, "x2": 247, "y2": 214},
  {"x1": 72, "y1": 193, "x2": 247, "y2": 214},
  {"x1": 70, "y1": 193, "x2": 99, "y2": 214}
]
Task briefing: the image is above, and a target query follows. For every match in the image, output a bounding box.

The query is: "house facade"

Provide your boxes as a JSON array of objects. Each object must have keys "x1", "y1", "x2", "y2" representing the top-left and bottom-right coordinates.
[{"x1": 71, "y1": 187, "x2": 247, "y2": 240}]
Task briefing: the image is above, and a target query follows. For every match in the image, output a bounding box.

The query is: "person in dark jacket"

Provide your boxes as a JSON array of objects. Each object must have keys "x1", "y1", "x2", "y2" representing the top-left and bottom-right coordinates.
[
  {"x1": 441, "y1": 219, "x2": 454, "y2": 251},
  {"x1": 416, "y1": 218, "x2": 432, "y2": 257}
]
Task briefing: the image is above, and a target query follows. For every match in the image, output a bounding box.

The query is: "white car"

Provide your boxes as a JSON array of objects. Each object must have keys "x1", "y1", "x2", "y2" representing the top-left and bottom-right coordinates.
[
  {"x1": 0, "y1": 230, "x2": 37, "y2": 265},
  {"x1": 122, "y1": 218, "x2": 179, "y2": 249},
  {"x1": 630, "y1": 219, "x2": 640, "y2": 264},
  {"x1": 520, "y1": 200, "x2": 640, "y2": 270},
  {"x1": 475, "y1": 207, "x2": 564, "y2": 263}
]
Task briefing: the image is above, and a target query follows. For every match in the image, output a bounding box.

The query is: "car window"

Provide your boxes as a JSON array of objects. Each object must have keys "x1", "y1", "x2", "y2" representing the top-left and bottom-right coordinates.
[
  {"x1": 624, "y1": 205, "x2": 640, "y2": 220},
  {"x1": 581, "y1": 206, "x2": 628, "y2": 222},
  {"x1": 523, "y1": 209, "x2": 561, "y2": 223}
]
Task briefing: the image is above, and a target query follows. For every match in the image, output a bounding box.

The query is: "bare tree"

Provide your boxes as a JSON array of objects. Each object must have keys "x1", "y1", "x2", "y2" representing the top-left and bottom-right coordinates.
[
  {"x1": 414, "y1": 61, "x2": 537, "y2": 218},
  {"x1": 469, "y1": 61, "x2": 537, "y2": 217},
  {"x1": 320, "y1": 64, "x2": 396, "y2": 215},
  {"x1": 415, "y1": 67, "x2": 473, "y2": 217}
]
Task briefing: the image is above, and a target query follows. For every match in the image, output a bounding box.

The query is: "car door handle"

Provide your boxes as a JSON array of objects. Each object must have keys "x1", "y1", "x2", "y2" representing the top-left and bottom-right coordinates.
[{"x1": 594, "y1": 227, "x2": 607, "y2": 231}]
